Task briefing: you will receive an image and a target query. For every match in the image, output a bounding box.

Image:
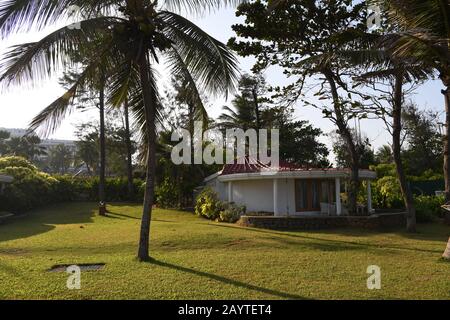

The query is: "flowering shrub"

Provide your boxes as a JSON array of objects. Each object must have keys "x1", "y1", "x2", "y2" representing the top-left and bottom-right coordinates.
[{"x1": 194, "y1": 187, "x2": 224, "y2": 220}]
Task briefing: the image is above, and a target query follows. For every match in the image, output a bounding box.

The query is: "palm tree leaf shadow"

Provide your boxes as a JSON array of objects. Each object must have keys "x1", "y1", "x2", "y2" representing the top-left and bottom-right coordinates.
[{"x1": 147, "y1": 259, "x2": 308, "y2": 300}]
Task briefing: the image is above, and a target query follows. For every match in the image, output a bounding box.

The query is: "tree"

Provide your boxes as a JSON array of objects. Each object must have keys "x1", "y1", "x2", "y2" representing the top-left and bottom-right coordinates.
[
  {"x1": 123, "y1": 99, "x2": 135, "y2": 200},
  {"x1": 75, "y1": 117, "x2": 136, "y2": 178},
  {"x1": 402, "y1": 104, "x2": 443, "y2": 176},
  {"x1": 0, "y1": 0, "x2": 240, "y2": 261},
  {"x1": 261, "y1": 107, "x2": 329, "y2": 167},
  {"x1": 332, "y1": 131, "x2": 376, "y2": 170},
  {"x1": 229, "y1": 0, "x2": 369, "y2": 214},
  {"x1": 0, "y1": 130, "x2": 11, "y2": 156},
  {"x1": 0, "y1": 133, "x2": 46, "y2": 162},
  {"x1": 372, "y1": 0, "x2": 450, "y2": 203},
  {"x1": 75, "y1": 126, "x2": 99, "y2": 176},
  {"x1": 31, "y1": 48, "x2": 110, "y2": 215},
  {"x1": 220, "y1": 89, "x2": 330, "y2": 166},
  {"x1": 376, "y1": 145, "x2": 393, "y2": 164},
  {"x1": 48, "y1": 144, "x2": 73, "y2": 174},
  {"x1": 169, "y1": 74, "x2": 209, "y2": 164}
]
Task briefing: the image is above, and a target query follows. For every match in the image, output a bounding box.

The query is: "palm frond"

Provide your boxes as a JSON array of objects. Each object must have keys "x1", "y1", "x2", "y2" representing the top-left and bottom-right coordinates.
[
  {"x1": 28, "y1": 61, "x2": 97, "y2": 137},
  {"x1": 161, "y1": 0, "x2": 245, "y2": 15},
  {"x1": 165, "y1": 46, "x2": 208, "y2": 123},
  {"x1": 159, "y1": 10, "x2": 239, "y2": 98},
  {"x1": 0, "y1": 0, "x2": 119, "y2": 38},
  {"x1": 0, "y1": 16, "x2": 119, "y2": 88}
]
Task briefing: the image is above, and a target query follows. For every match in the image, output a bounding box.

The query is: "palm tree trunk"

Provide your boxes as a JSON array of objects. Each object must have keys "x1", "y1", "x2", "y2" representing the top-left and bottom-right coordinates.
[
  {"x1": 444, "y1": 237, "x2": 450, "y2": 260},
  {"x1": 99, "y1": 74, "x2": 107, "y2": 216},
  {"x1": 188, "y1": 103, "x2": 195, "y2": 164},
  {"x1": 393, "y1": 71, "x2": 416, "y2": 232},
  {"x1": 137, "y1": 53, "x2": 157, "y2": 262},
  {"x1": 124, "y1": 99, "x2": 134, "y2": 200},
  {"x1": 323, "y1": 69, "x2": 359, "y2": 215}
]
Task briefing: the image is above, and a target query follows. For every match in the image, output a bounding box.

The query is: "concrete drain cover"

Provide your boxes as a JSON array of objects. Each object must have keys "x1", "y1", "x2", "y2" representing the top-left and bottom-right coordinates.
[{"x1": 49, "y1": 263, "x2": 105, "y2": 272}]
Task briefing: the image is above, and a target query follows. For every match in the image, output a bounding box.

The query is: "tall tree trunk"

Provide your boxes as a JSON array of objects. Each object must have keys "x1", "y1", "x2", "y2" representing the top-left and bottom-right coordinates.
[
  {"x1": 252, "y1": 88, "x2": 261, "y2": 149},
  {"x1": 393, "y1": 71, "x2": 416, "y2": 232},
  {"x1": 443, "y1": 85, "x2": 450, "y2": 203},
  {"x1": 124, "y1": 99, "x2": 134, "y2": 200},
  {"x1": 98, "y1": 74, "x2": 107, "y2": 216},
  {"x1": 323, "y1": 69, "x2": 359, "y2": 215},
  {"x1": 443, "y1": 237, "x2": 450, "y2": 260},
  {"x1": 188, "y1": 103, "x2": 195, "y2": 165},
  {"x1": 137, "y1": 52, "x2": 157, "y2": 262}
]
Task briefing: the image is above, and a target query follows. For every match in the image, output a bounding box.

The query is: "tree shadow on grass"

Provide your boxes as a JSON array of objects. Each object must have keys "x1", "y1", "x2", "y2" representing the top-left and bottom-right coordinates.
[
  {"x1": 209, "y1": 224, "x2": 444, "y2": 254},
  {"x1": 0, "y1": 223, "x2": 56, "y2": 242},
  {"x1": 146, "y1": 259, "x2": 307, "y2": 300},
  {"x1": 0, "y1": 203, "x2": 95, "y2": 242},
  {"x1": 107, "y1": 211, "x2": 174, "y2": 223},
  {"x1": 261, "y1": 236, "x2": 367, "y2": 252},
  {"x1": 107, "y1": 211, "x2": 140, "y2": 220}
]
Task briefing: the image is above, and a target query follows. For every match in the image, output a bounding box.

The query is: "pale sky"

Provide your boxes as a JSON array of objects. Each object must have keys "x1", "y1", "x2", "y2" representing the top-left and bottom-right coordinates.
[{"x1": 0, "y1": 5, "x2": 446, "y2": 155}]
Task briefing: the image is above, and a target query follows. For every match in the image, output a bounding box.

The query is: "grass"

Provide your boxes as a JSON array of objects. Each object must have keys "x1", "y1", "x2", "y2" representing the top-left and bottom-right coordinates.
[{"x1": 0, "y1": 202, "x2": 449, "y2": 300}]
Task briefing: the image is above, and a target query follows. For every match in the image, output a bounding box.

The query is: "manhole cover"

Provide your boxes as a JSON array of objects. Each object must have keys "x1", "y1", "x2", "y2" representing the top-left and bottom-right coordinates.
[{"x1": 48, "y1": 263, "x2": 106, "y2": 272}]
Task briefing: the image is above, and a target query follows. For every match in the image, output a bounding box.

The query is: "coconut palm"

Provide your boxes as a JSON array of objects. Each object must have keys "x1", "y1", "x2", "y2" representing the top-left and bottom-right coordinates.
[
  {"x1": 371, "y1": 0, "x2": 450, "y2": 200},
  {"x1": 0, "y1": 0, "x2": 241, "y2": 261}
]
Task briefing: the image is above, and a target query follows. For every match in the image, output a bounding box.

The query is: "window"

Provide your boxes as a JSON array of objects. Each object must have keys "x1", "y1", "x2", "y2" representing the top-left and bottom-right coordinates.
[{"x1": 295, "y1": 179, "x2": 334, "y2": 212}]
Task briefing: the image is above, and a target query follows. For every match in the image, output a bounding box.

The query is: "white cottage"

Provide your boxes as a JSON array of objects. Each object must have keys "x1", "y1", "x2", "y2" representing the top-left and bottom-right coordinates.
[{"x1": 204, "y1": 160, "x2": 377, "y2": 216}]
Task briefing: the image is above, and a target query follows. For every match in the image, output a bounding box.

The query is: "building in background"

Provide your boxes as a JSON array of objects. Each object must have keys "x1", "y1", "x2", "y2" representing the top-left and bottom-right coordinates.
[{"x1": 0, "y1": 127, "x2": 79, "y2": 173}]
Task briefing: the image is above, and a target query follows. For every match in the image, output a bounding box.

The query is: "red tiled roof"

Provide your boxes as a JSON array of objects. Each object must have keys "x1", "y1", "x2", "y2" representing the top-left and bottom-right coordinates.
[{"x1": 220, "y1": 157, "x2": 337, "y2": 176}]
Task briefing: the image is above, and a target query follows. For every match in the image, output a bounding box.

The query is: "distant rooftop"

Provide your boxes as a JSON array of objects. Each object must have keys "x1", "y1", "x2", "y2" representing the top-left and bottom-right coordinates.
[{"x1": 0, "y1": 128, "x2": 76, "y2": 144}]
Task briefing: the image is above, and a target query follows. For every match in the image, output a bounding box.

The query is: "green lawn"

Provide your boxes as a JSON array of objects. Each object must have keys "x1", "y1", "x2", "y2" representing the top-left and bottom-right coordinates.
[{"x1": 0, "y1": 202, "x2": 449, "y2": 300}]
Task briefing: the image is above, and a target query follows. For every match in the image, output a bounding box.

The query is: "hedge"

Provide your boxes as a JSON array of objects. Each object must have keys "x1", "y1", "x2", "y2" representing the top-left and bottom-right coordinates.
[{"x1": 0, "y1": 156, "x2": 145, "y2": 214}]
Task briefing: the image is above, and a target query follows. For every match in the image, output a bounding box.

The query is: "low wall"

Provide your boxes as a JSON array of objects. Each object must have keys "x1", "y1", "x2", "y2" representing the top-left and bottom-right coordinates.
[{"x1": 237, "y1": 213, "x2": 406, "y2": 230}]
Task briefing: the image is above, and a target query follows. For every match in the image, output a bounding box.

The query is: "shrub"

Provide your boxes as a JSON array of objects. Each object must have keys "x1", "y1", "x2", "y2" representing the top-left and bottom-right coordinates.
[
  {"x1": 373, "y1": 176, "x2": 404, "y2": 209},
  {"x1": 218, "y1": 203, "x2": 246, "y2": 223},
  {"x1": 52, "y1": 175, "x2": 145, "y2": 203},
  {"x1": 0, "y1": 156, "x2": 146, "y2": 213},
  {"x1": 0, "y1": 156, "x2": 37, "y2": 171},
  {"x1": 0, "y1": 162, "x2": 58, "y2": 213},
  {"x1": 194, "y1": 187, "x2": 224, "y2": 220},
  {"x1": 414, "y1": 195, "x2": 445, "y2": 223},
  {"x1": 155, "y1": 178, "x2": 180, "y2": 209}
]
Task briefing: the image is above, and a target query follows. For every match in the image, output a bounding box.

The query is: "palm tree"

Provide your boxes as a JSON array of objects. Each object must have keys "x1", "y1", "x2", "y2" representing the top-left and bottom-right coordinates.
[
  {"x1": 0, "y1": 0, "x2": 240, "y2": 261},
  {"x1": 35, "y1": 46, "x2": 110, "y2": 216},
  {"x1": 372, "y1": 0, "x2": 450, "y2": 200},
  {"x1": 123, "y1": 98, "x2": 135, "y2": 200},
  {"x1": 219, "y1": 98, "x2": 256, "y2": 131},
  {"x1": 218, "y1": 74, "x2": 267, "y2": 132}
]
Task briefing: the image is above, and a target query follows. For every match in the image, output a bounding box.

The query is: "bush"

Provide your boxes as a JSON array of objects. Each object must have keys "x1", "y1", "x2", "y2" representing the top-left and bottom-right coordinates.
[
  {"x1": 0, "y1": 156, "x2": 38, "y2": 171},
  {"x1": 0, "y1": 159, "x2": 58, "y2": 213},
  {"x1": 194, "y1": 187, "x2": 224, "y2": 220},
  {"x1": 414, "y1": 195, "x2": 445, "y2": 223},
  {"x1": 373, "y1": 176, "x2": 404, "y2": 209},
  {"x1": 218, "y1": 203, "x2": 246, "y2": 223},
  {"x1": 155, "y1": 178, "x2": 180, "y2": 209},
  {"x1": 0, "y1": 156, "x2": 146, "y2": 213}
]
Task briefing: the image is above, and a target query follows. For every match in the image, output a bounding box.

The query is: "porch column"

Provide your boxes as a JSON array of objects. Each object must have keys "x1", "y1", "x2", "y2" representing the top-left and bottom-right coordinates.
[
  {"x1": 335, "y1": 177, "x2": 342, "y2": 216},
  {"x1": 228, "y1": 181, "x2": 233, "y2": 203},
  {"x1": 273, "y1": 179, "x2": 280, "y2": 216},
  {"x1": 367, "y1": 180, "x2": 373, "y2": 214}
]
